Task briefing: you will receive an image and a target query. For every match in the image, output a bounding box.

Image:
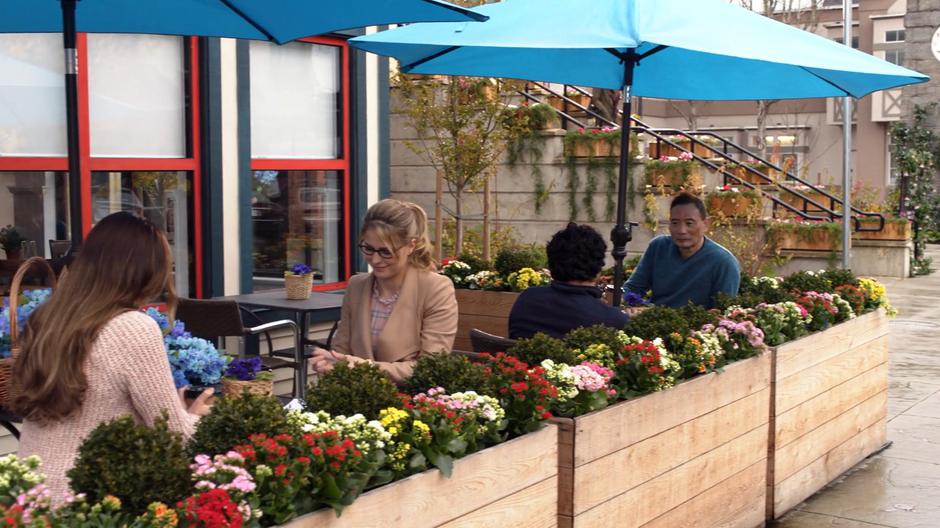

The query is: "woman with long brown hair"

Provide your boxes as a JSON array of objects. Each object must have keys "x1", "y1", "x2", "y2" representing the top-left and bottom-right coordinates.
[
  {"x1": 12, "y1": 212, "x2": 213, "y2": 502},
  {"x1": 309, "y1": 199, "x2": 458, "y2": 383}
]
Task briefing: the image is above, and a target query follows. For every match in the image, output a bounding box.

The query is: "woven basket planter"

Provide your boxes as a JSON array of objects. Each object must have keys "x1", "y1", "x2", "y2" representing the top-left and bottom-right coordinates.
[
  {"x1": 285, "y1": 273, "x2": 313, "y2": 300},
  {"x1": 221, "y1": 377, "x2": 274, "y2": 397}
]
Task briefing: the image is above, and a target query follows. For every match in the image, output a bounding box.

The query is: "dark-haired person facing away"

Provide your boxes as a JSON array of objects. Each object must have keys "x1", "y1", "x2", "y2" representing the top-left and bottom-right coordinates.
[
  {"x1": 508, "y1": 223, "x2": 629, "y2": 339},
  {"x1": 625, "y1": 192, "x2": 740, "y2": 308}
]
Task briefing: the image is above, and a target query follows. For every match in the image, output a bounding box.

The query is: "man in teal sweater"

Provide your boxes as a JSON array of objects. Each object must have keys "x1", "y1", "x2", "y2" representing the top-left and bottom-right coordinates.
[{"x1": 625, "y1": 192, "x2": 740, "y2": 308}]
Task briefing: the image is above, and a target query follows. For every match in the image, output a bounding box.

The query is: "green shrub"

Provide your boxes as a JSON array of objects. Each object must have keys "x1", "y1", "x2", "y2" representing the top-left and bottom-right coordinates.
[
  {"x1": 305, "y1": 362, "x2": 403, "y2": 420},
  {"x1": 493, "y1": 244, "x2": 547, "y2": 277},
  {"x1": 507, "y1": 332, "x2": 578, "y2": 366},
  {"x1": 736, "y1": 273, "x2": 792, "y2": 305},
  {"x1": 403, "y1": 353, "x2": 492, "y2": 396},
  {"x1": 68, "y1": 415, "x2": 191, "y2": 516},
  {"x1": 564, "y1": 325, "x2": 626, "y2": 354},
  {"x1": 188, "y1": 392, "x2": 297, "y2": 457},
  {"x1": 458, "y1": 254, "x2": 491, "y2": 274},
  {"x1": 781, "y1": 270, "x2": 833, "y2": 294},
  {"x1": 818, "y1": 268, "x2": 859, "y2": 288},
  {"x1": 677, "y1": 303, "x2": 721, "y2": 330},
  {"x1": 624, "y1": 306, "x2": 688, "y2": 340}
]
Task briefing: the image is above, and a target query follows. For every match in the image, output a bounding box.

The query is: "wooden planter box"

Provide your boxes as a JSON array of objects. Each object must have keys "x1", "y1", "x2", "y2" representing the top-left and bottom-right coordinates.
[
  {"x1": 767, "y1": 227, "x2": 838, "y2": 252},
  {"x1": 283, "y1": 425, "x2": 558, "y2": 528},
  {"x1": 768, "y1": 309, "x2": 889, "y2": 519},
  {"x1": 778, "y1": 189, "x2": 831, "y2": 214},
  {"x1": 565, "y1": 138, "x2": 621, "y2": 158},
  {"x1": 645, "y1": 164, "x2": 701, "y2": 188},
  {"x1": 706, "y1": 193, "x2": 762, "y2": 218},
  {"x1": 646, "y1": 138, "x2": 717, "y2": 159},
  {"x1": 730, "y1": 165, "x2": 776, "y2": 185},
  {"x1": 555, "y1": 353, "x2": 771, "y2": 528},
  {"x1": 454, "y1": 289, "x2": 520, "y2": 351},
  {"x1": 549, "y1": 94, "x2": 592, "y2": 112},
  {"x1": 853, "y1": 219, "x2": 912, "y2": 241}
]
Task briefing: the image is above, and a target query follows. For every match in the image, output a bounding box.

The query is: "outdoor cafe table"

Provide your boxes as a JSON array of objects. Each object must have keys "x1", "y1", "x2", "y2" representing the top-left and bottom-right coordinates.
[{"x1": 214, "y1": 290, "x2": 344, "y2": 397}]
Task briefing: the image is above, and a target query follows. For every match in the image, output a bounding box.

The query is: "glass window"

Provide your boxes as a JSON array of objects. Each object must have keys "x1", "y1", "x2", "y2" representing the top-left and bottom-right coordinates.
[
  {"x1": 91, "y1": 171, "x2": 192, "y2": 295},
  {"x1": 885, "y1": 30, "x2": 905, "y2": 42},
  {"x1": 885, "y1": 49, "x2": 904, "y2": 65},
  {"x1": 87, "y1": 34, "x2": 187, "y2": 158},
  {"x1": 0, "y1": 34, "x2": 67, "y2": 156},
  {"x1": 251, "y1": 170, "x2": 343, "y2": 290},
  {"x1": 249, "y1": 41, "x2": 341, "y2": 159}
]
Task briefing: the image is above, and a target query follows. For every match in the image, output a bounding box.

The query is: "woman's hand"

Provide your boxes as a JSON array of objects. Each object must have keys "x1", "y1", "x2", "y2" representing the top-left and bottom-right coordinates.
[
  {"x1": 623, "y1": 306, "x2": 649, "y2": 318},
  {"x1": 309, "y1": 347, "x2": 348, "y2": 375},
  {"x1": 179, "y1": 386, "x2": 215, "y2": 416}
]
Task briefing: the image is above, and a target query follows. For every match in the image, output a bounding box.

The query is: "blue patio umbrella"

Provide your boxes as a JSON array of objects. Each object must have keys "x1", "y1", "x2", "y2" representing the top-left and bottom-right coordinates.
[
  {"x1": 0, "y1": 0, "x2": 487, "y2": 247},
  {"x1": 350, "y1": 0, "x2": 928, "y2": 305}
]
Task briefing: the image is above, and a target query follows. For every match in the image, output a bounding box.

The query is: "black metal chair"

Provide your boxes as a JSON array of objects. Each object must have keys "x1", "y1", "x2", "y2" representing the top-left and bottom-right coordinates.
[
  {"x1": 48, "y1": 240, "x2": 71, "y2": 260},
  {"x1": 469, "y1": 328, "x2": 517, "y2": 354},
  {"x1": 176, "y1": 298, "x2": 305, "y2": 398}
]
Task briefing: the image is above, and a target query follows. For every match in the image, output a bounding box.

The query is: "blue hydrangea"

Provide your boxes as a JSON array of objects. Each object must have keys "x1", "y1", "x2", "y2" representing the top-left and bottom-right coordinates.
[
  {"x1": 0, "y1": 288, "x2": 52, "y2": 358},
  {"x1": 144, "y1": 308, "x2": 229, "y2": 388}
]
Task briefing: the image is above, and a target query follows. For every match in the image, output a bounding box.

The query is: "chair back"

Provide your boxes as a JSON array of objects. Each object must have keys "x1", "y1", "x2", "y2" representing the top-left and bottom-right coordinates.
[
  {"x1": 469, "y1": 328, "x2": 516, "y2": 353},
  {"x1": 48, "y1": 240, "x2": 71, "y2": 260},
  {"x1": 176, "y1": 298, "x2": 245, "y2": 341}
]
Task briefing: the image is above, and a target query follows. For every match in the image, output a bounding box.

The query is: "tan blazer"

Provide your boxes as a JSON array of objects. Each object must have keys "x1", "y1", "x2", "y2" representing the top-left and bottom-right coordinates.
[{"x1": 332, "y1": 266, "x2": 458, "y2": 383}]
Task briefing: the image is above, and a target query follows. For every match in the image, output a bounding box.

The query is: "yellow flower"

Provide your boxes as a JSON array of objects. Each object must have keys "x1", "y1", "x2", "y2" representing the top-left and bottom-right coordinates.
[{"x1": 413, "y1": 420, "x2": 431, "y2": 437}]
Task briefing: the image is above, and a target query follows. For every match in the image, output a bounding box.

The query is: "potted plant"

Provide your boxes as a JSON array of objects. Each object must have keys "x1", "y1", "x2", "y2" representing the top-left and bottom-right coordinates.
[
  {"x1": 284, "y1": 263, "x2": 314, "y2": 300},
  {"x1": 221, "y1": 356, "x2": 274, "y2": 396},
  {"x1": 145, "y1": 308, "x2": 230, "y2": 399},
  {"x1": 564, "y1": 127, "x2": 623, "y2": 158},
  {"x1": 525, "y1": 102, "x2": 560, "y2": 130},
  {"x1": 705, "y1": 185, "x2": 763, "y2": 218},
  {"x1": 644, "y1": 152, "x2": 701, "y2": 187},
  {"x1": 0, "y1": 225, "x2": 26, "y2": 260}
]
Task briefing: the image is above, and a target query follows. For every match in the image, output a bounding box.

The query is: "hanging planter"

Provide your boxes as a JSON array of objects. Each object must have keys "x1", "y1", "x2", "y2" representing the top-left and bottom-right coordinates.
[
  {"x1": 766, "y1": 220, "x2": 842, "y2": 251},
  {"x1": 729, "y1": 162, "x2": 778, "y2": 185},
  {"x1": 644, "y1": 154, "x2": 702, "y2": 188}
]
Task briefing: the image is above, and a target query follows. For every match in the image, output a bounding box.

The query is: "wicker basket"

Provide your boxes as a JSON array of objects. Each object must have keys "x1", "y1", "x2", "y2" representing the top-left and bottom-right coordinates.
[
  {"x1": 0, "y1": 257, "x2": 57, "y2": 405},
  {"x1": 285, "y1": 273, "x2": 313, "y2": 300},
  {"x1": 221, "y1": 377, "x2": 274, "y2": 397}
]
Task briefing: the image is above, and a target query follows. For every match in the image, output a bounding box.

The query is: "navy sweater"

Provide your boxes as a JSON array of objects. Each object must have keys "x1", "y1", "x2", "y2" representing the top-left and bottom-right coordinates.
[
  {"x1": 625, "y1": 235, "x2": 740, "y2": 308},
  {"x1": 508, "y1": 281, "x2": 630, "y2": 339}
]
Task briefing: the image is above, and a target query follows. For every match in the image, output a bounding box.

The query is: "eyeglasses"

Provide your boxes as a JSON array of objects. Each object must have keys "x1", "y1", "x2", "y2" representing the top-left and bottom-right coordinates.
[{"x1": 359, "y1": 242, "x2": 395, "y2": 259}]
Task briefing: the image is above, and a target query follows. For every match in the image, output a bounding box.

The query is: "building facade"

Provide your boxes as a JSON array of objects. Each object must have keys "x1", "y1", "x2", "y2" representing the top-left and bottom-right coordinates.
[{"x1": 0, "y1": 32, "x2": 390, "y2": 298}]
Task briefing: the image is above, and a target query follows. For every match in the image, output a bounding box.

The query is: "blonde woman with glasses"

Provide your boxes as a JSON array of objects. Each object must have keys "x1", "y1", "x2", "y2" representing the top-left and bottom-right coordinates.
[{"x1": 309, "y1": 199, "x2": 457, "y2": 384}]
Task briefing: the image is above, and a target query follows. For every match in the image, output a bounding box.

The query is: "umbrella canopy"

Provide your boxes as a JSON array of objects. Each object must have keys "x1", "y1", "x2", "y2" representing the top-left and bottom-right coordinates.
[
  {"x1": 0, "y1": 0, "x2": 486, "y2": 247},
  {"x1": 352, "y1": 0, "x2": 925, "y2": 99},
  {"x1": 350, "y1": 0, "x2": 928, "y2": 306},
  {"x1": 0, "y1": 0, "x2": 487, "y2": 45}
]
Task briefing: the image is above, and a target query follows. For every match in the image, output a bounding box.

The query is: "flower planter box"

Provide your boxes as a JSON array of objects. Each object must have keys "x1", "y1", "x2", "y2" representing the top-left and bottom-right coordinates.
[
  {"x1": 778, "y1": 189, "x2": 830, "y2": 214},
  {"x1": 454, "y1": 289, "x2": 520, "y2": 351},
  {"x1": 646, "y1": 138, "x2": 716, "y2": 159},
  {"x1": 853, "y1": 219, "x2": 911, "y2": 241},
  {"x1": 565, "y1": 138, "x2": 621, "y2": 158},
  {"x1": 706, "y1": 193, "x2": 762, "y2": 218},
  {"x1": 282, "y1": 424, "x2": 558, "y2": 528},
  {"x1": 549, "y1": 94, "x2": 592, "y2": 112},
  {"x1": 645, "y1": 164, "x2": 701, "y2": 188},
  {"x1": 730, "y1": 165, "x2": 776, "y2": 185},
  {"x1": 767, "y1": 227, "x2": 838, "y2": 252},
  {"x1": 767, "y1": 309, "x2": 889, "y2": 520},
  {"x1": 554, "y1": 353, "x2": 771, "y2": 528}
]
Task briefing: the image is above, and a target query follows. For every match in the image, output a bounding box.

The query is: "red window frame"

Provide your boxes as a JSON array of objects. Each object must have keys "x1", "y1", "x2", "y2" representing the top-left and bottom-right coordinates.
[
  {"x1": 0, "y1": 35, "x2": 204, "y2": 297},
  {"x1": 249, "y1": 35, "x2": 351, "y2": 291}
]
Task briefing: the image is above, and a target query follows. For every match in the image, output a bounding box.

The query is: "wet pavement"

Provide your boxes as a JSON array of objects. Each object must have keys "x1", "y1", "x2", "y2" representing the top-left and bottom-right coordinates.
[{"x1": 772, "y1": 246, "x2": 940, "y2": 528}]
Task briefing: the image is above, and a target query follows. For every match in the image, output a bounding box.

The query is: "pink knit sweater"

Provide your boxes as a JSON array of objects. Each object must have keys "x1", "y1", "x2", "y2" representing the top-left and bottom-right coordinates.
[{"x1": 18, "y1": 310, "x2": 199, "y2": 503}]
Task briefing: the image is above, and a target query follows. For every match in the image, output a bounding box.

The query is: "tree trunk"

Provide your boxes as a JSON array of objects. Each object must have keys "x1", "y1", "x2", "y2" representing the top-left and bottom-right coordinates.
[
  {"x1": 435, "y1": 169, "x2": 443, "y2": 262},
  {"x1": 454, "y1": 188, "x2": 464, "y2": 257},
  {"x1": 482, "y1": 173, "x2": 491, "y2": 262}
]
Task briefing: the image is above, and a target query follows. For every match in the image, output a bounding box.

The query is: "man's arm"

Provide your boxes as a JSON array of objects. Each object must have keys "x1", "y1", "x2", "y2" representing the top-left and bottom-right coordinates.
[
  {"x1": 624, "y1": 249, "x2": 653, "y2": 295},
  {"x1": 712, "y1": 254, "x2": 741, "y2": 299}
]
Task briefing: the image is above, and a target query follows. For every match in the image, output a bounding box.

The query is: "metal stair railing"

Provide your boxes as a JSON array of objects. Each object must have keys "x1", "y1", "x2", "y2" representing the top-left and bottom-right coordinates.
[{"x1": 514, "y1": 81, "x2": 884, "y2": 233}]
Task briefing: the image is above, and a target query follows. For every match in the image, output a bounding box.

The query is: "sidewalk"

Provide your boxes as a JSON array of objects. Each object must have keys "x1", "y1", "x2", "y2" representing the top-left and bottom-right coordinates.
[{"x1": 772, "y1": 246, "x2": 940, "y2": 528}]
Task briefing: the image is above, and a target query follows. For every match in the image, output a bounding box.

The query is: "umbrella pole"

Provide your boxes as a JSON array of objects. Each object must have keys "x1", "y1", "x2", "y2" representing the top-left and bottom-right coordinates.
[
  {"x1": 62, "y1": 0, "x2": 83, "y2": 251},
  {"x1": 610, "y1": 59, "x2": 636, "y2": 307}
]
